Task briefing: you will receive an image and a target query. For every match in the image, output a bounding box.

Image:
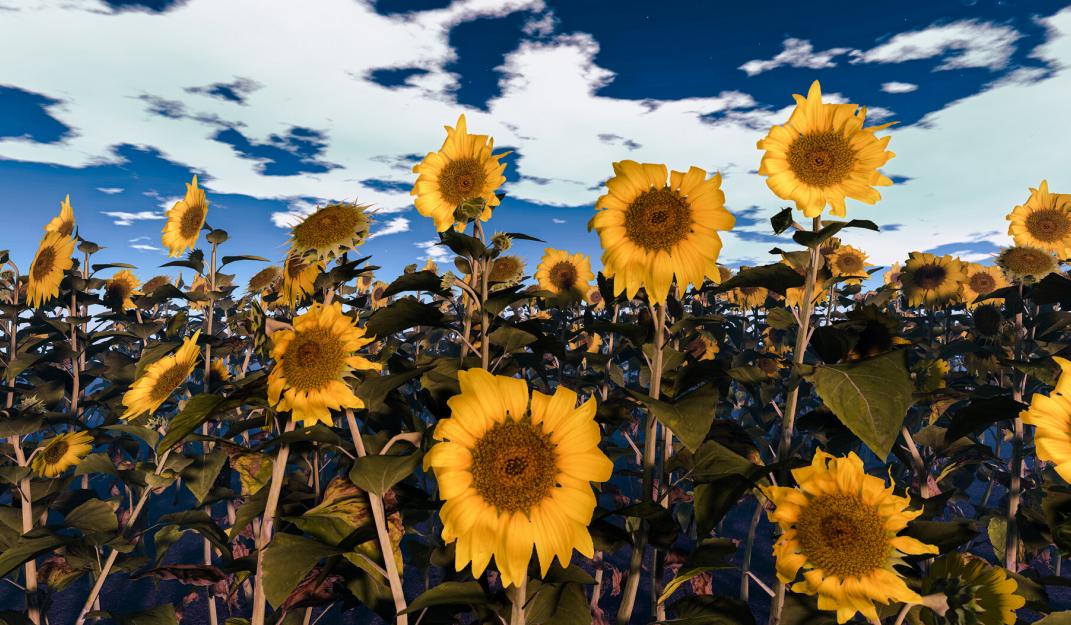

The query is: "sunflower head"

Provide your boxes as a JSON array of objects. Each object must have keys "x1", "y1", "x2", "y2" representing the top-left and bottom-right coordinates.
[
  {"x1": 829, "y1": 245, "x2": 869, "y2": 285},
  {"x1": 45, "y1": 195, "x2": 76, "y2": 237},
  {"x1": 161, "y1": 175, "x2": 209, "y2": 258},
  {"x1": 412, "y1": 115, "x2": 508, "y2": 233},
  {"x1": 104, "y1": 269, "x2": 141, "y2": 311},
  {"x1": 996, "y1": 245, "x2": 1058, "y2": 283},
  {"x1": 685, "y1": 333, "x2": 720, "y2": 361},
  {"x1": 1007, "y1": 180, "x2": 1071, "y2": 258},
  {"x1": 591, "y1": 161, "x2": 736, "y2": 304},
  {"x1": 900, "y1": 252, "x2": 967, "y2": 308},
  {"x1": 960, "y1": 264, "x2": 1009, "y2": 310},
  {"x1": 758, "y1": 81, "x2": 895, "y2": 218},
  {"x1": 247, "y1": 266, "x2": 282, "y2": 297},
  {"x1": 535, "y1": 248, "x2": 594, "y2": 300},
  {"x1": 121, "y1": 330, "x2": 201, "y2": 420},
  {"x1": 282, "y1": 252, "x2": 321, "y2": 309},
  {"x1": 489, "y1": 255, "x2": 526, "y2": 284},
  {"x1": 585, "y1": 284, "x2": 605, "y2": 311},
  {"x1": 31, "y1": 431, "x2": 94, "y2": 478},
  {"x1": 921, "y1": 553, "x2": 1025, "y2": 625},
  {"x1": 370, "y1": 281, "x2": 389, "y2": 309},
  {"x1": 28, "y1": 232, "x2": 75, "y2": 308},
  {"x1": 208, "y1": 358, "x2": 232, "y2": 389},
  {"x1": 726, "y1": 267, "x2": 769, "y2": 309},
  {"x1": 846, "y1": 305, "x2": 904, "y2": 360},
  {"x1": 1021, "y1": 356, "x2": 1071, "y2": 483},
  {"x1": 290, "y1": 202, "x2": 371, "y2": 262},
  {"x1": 973, "y1": 303, "x2": 1004, "y2": 338},
  {"x1": 884, "y1": 262, "x2": 904, "y2": 290}
]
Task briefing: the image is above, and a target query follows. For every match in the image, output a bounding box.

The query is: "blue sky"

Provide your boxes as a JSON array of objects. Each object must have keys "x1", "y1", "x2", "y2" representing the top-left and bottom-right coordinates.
[{"x1": 1, "y1": 0, "x2": 1070, "y2": 285}]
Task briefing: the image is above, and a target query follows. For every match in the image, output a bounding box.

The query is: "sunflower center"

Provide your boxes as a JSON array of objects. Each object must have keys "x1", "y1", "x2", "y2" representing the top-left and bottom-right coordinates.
[
  {"x1": 470, "y1": 418, "x2": 557, "y2": 514},
  {"x1": 293, "y1": 205, "x2": 367, "y2": 252},
  {"x1": 148, "y1": 361, "x2": 192, "y2": 405},
  {"x1": 787, "y1": 131, "x2": 856, "y2": 188},
  {"x1": 624, "y1": 187, "x2": 693, "y2": 252},
  {"x1": 1002, "y1": 247, "x2": 1055, "y2": 276},
  {"x1": 439, "y1": 158, "x2": 487, "y2": 206},
  {"x1": 281, "y1": 328, "x2": 347, "y2": 391},
  {"x1": 836, "y1": 255, "x2": 864, "y2": 274},
  {"x1": 42, "y1": 439, "x2": 70, "y2": 465},
  {"x1": 1025, "y1": 208, "x2": 1071, "y2": 242},
  {"x1": 549, "y1": 261, "x2": 578, "y2": 291},
  {"x1": 968, "y1": 272, "x2": 996, "y2": 294},
  {"x1": 796, "y1": 494, "x2": 890, "y2": 578},
  {"x1": 913, "y1": 264, "x2": 947, "y2": 290},
  {"x1": 179, "y1": 203, "x2": 204, "y2": 239},
  {"x1": 32, "y1": 247, "x2": 57, "y2": 281},
  {"x1": 107, "y1": 281, "x2": 131, "y2": 302}
]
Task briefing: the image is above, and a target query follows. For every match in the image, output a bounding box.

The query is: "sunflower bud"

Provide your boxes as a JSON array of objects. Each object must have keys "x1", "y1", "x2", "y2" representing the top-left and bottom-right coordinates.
[
  {"x1": 492, "y1": 232, "x2": 513, "y2": 251},
  {"x1": 454, "y1": 196, "x2": 487, "y2": 223},
  {"x1": 404, "y1": 263, "x2": 418, "y2": 274},
  {"x1": 440, "y1": 273, "x2": 456, "y2": 290}
]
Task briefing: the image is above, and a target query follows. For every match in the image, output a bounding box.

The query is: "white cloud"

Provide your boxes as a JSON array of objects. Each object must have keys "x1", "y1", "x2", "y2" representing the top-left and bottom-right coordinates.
[
  {"x1": 131, "y1": 243, "x2": 162, "y2": 252},
  {"x1": 414, "y1": 239, "x2": 451, "y2": 263},
  {"x1": 552, "y1": 218, "x2": 566, "y2": 224},
  {"x1": 368, "y1": 216, "x2": 411, "y2": 239},
  {"x1": 97, "y1": 187, "x2": 124, "y2": 194},
  {"x1": 270, "y1": 199, "x2": 318, "y2": 229},
  {"x1": 523, "y1": 11, "x2": 556, "y2": 37},
  {"x1": 881, "y1": 81, "x2": 918, "y2": 93},
  {"x1": 103, "y1": 210, "x2": 165, "y2": 226},
  {"x1": 738, "y1": 38, "x2": 852, "y2": 76},
  {"x1": 851, "y1": 20, "x2": 1022, "y2": 71}
]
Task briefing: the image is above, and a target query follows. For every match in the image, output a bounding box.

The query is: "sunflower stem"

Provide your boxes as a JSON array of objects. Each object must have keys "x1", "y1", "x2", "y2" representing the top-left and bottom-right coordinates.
[
  {"x1": 740, "y1": 495, "x2": 763, "y2": 602},
  {"x1": 1006, "y1": 282, "x2": 1025, "y2": 572},
  {"x1": 509, "y1": 577, "x2": 527, "y2": 625},
  {"x1": 251, "y1": 418, "x2": 295, "y2": 625},
  {"x1": 202, "y1": 239, "x2": 220, "y2": 625}
]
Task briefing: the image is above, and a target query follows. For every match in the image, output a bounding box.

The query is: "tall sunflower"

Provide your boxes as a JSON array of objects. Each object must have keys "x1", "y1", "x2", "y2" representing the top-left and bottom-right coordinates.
[
  {"x1": 281, "y1": 252, "x2": 321, "y2": 308},
  {"x1": 997, "y1": 245, "x2": 1058, "y2": 283},
  {"x1": 921, "y1": 553, "x2": 1024, "y2": 625},
  {"x1": 590, "y1": 161, "x2": 736, "y2": 304},
  {"x1": 900, "y1": 252, "x2": 967, "y2": 308},
  {"x1": 31, "y1": 431, "x2": 93, "y2": 478},
  {"x1": 764, "y1": 450, "x2": 938, "y2": 624},
  {"x1": 267, "y1": 302, "x2": 380, "y2": 427},
  {"x1": 27, "y1": 232, "x2": 75, "y2": 308},
  {"x1": 535, "y1": 248, "x2": 594, "y2": 300},
  {"x1": 45, "y1": 195, "x2": 76, "y2": 237},
  {"x1": 104, "y1": 269, "x2": 141, "y2": 311},
  {"x1": 424, "y1": 369, "x2": 613, "y2": 588},
  {"x1": 412, "y1": 115, "x2": 508, "y2": 232},
  {"x1": 161, "y1": 175, "x2": 209, "y2": 257},
  {"x1": 757, "y1": 81, "x2": 895, "y2": 218},
  {"x1": 1006, "y1": 180, "x2": 1071, "y2": 258},
  {"x1": 290, "y1": 202, "x2": 371, "y2": 262},
  {"x1": 1021, "y1": 357, "x2": 1071, "y2": 482},
  {"x1": 960, "y1": 264, "x2": 1009, "y2": 310},
  {"x1": 829, "y1": 245, "x2": 869, "y2": 286},
  {"x1": 121, "y1": 330, "x2": 201, "y2": 420}
]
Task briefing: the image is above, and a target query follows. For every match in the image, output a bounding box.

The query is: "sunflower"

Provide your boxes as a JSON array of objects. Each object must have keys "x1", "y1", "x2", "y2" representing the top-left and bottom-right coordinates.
[
  {"x1": 282, "y1": 252, "x2": 321, "y2": 308},
  {"x1": 290, "y1": 202, "x2": 371, "y2": 262},
  {"x1": 686, "y1": 333, "x2": 719, "y2": 361},
  {"x1": 883, "y1": 262, "x2": 904, "y2": 290},
  {"x1": 972, "y1": 303, "x2": 1005, "y2": 338},
  {"x1": 846, "y1": 306, "x2": 909, "y2": 360},
  {"x1": 829, "y1": 245, "x2": 869, "y2": 286},
  {"x1": 900, "y1": 252, "x2": 967, "y2": 308},
  {"x1": 590, "y1": 161, "x2": 735, "y2": 304},
  {"x1": 142, "y1": 275, "x2": 172, "y2": 294},
  {"x1": 535, "y1": 248, "x2": 594, "y2": 300},
  {"x1": 412, "y1": 115, "x2": 508, "y2": 232},
  {"x1": 27, "y1": 232, "x2": 75, "y2": 308},
  {"x1": 247, "y1": 266, "x2": 282, "y2": 298},
  {"x1": 1006, "y1": 180, "x2": 1071, "y2": 258},
  {"x1": 763, "y1": 326, "x2": 793, "y2": 357},
  {"x1": 422, "y1": 259, "x2": 439, "y2": 274},
  {"x1": 45, "y1": 195, "x2": 75, "y2": 237},
  {"x1": 267, "y1": 302, "x2": 380, "y2": 427},
  {"x1": 490, "y1": 255, "x2": 526, "y2": 284},
  {"x1": 1021, "y1": 357, "x2": 1071, "y2": 482},
  {"x1": 104, "y1": 270, "x2": 141, "y2": 311},
  {"x1": 121, "y1": 330, "x2": 201, "y2": 420},
  {"x1": 370, "y1": 281, "x2": 389, "y2": 309},
  {"x1": 717, "y1": 265, "x2": 734, "y2": 284},
  {"x1": 424, "y1": 369, "x2": 612, "y2": 588},
  {"x1": 960, "y1": 264, "x2": 1009, "y2": 310},
  {"x1": 208, "y1": 357, "x2": 231, "y2": 389},
  {"x1": 585, "y1": 284, "x2": 605, "y2": 311},
  {"x1": 764, "y1": 449, "x2": 938, "y2": 624},
  {"x1": 161, "y1": 175, "x2": 209, "y2": 258},
  {"x1": 726, "y1": 268, "x2": 768, "y2": 309},
  {"x1": 757, "y1": 81, "x2": 895, "y2": 218},
  {"x1": 996, "y1": 245, "x2": 1058, "y2": 283},
  {"x1": 921, "y1": 553, "x2": 1025, "y2": 625},
  {"x1": 356, "y1": 273, "x2": 375, "y2": 293},
  {"x1": 31, "y1": 431, "x2": 93, "y2": 478}
]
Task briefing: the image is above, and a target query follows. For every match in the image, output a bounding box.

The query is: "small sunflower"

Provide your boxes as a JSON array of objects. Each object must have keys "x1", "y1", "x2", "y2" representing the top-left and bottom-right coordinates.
[
  {"x1": 489, "y1": 255, "x2": 526, "y2": 284},
  {"x1": 763, "y1": 325, "x2": 793, "y2": 357},
  {"x1": 757, "y1": 81, "x2": 895, "y2": 218},
  {"x1": 591, "y1": 161, "x2": 735, "y2": 304},
  {"x1": 356, "y1": 273, "x2": 375, "y2": 293},
  {"x1": 267, "y1": 302, "x2": 380, "y2": 427},
  {"x1": 208, "y1": 357, "x2": 231, "y2": 389},
  {"x1": 1006, "y1": 180, "x2": 1071, "y2": 258},
  {"x1": 726, "y1": 268, "x2": 768, "y2": 309},
  {"x1": 921, "y1": 553, "x2": 1025, "y2": 625},
  {"x1": 282, "y1": 252, "x2": 321, "y2": 308},
  {"x1": 996, "y1": 245, "x2": 1058, "y2": 283},
  {"x1": 960, "y1": 264, "x2": 1009, "y2": 310},
  {"x1": 829, "y1": 245, "x2": 870, "y2": 286},
  {"x1": 422, "y1": 259, "x2": 439, "y2": 274},
  {"x1": 121, "y1": 330, "x2": 201, "y2": 420},
  {"x1": 161, "y1": 175, "x2": 209, "y2": 258},
  {"x1": 764, "y1": 449, "x2": 938, "y2": 624},
  {"x1": 247, "y1": 266, "x2": 282, "y2": 298},
  {"x1": 290, "y1": 202, "x2": 371, "y2": 262},
  {"x1": 883, "y1": 262, "x2": 903, "y2": 290},
  {"x1": 424, "y1": 369, "x2": 613, "y2": 588},
  {"x1": 846, "y1": 306, "x2": 909, "y2": 360},
  {"x1": 31, "y1": 431, "x2": 93, "y2": 478},
  {"x1": 45, "y1": 195, "x2": 76, "y2": 237},
  {"x1": 370, "y1": 281, "x2": 389, "y2": 309},
  {"x1": 412, "y1": 115, "x2": 508, "y2": 232},
  {"x1": 535, "y1": 248, "x2": 594, "y2": 299},
  {"x1": 900, "y1": 252, "x2": 967, "y2": 308},
  {"x1": 686, "y1": 333, "x2": 719, "y2": 361},
  {"x1": 27, "y1": 232, "x2": 75, "y2": 308},
  {"x1": 717, "y1": 265, "x2": 734, "y2": 284},
  {"x1": 585, "y1": 284, "x2": 605, "y2": 311},
  {"x1": 104, "y1": 270, "x2": 141, "y2": 311},
  {"x1": 1022, "y1": 357, "x2": 1071, "y2": 483}
]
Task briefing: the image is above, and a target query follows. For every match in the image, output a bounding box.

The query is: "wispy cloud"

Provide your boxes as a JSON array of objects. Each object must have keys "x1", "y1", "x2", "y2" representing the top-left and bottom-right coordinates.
[
  {"x1": 270, "y1": 199, "x2": 318, "y2": 229},
  {"x1": 414, "y1": 239, "x2": 451, "y2": 263},
  {"x1": 552, "y1": 218, "x2": 566, "y2": 224},
  {"x1": 851, "y1": 20, "x2": 1021, "y2": 71},
  {"x1": 368, "y1": 216, "x2": 411, "y2": 239},
  {"x1": 739, "y1": 38, "x2": 852, "y2": 76},
  {"x1": 97, "y1": 187, "x2": 124, "y2": 194},
  {"x1": 131, "y1": 243, "x2": 162, "y2": 252},
  {"x1": 103, "y1": 210, "x2": 166, "y2": 226},
  {"x1": 881, "y1": 81, "x2": 918, "y2": 94}
]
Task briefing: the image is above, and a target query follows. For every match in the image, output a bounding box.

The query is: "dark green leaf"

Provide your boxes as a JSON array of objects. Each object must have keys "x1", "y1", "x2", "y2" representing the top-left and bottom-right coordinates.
[
  {"x1": 349, "y1": 452, "x2": 423, "y2": 497},
  {"x1": 770, "y1": 207, "x2": 793, "y2": 235},
  {"x1": 404, "y1": 581, "x2": 487, "y2": 613},
  {"x1": 713, "y1": 264, "x2": 803, "y2": 296},
  {"x1": 944, "y1": 396, "x2": 1026, "y2": 444},
  {"x1": 262, "y1": 533, "x2": 342, "y2": 608},
  {"x1": 629, "y1": 385, "x2": 717, "y2": 452},
  {"x1": 364, "y1": 298, "x2": 445, "y2": 338},
  {"x1": 792, "y1": 219, "x2": 879, "y2": 248}
]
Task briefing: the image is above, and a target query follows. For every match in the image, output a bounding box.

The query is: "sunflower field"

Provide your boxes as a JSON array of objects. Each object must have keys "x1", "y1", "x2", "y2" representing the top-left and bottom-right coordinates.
[{"x1": 4, "y1": 80, "x2": 1071, "y2": 625}]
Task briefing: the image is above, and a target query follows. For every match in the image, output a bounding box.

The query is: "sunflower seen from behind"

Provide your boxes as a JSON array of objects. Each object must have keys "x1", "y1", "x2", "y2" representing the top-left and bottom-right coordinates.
[
  {"x1": 900, "y1": 252, "x2": 967, "y2": 308},
  {"x1": 764, "y1": 449, "x2": 938, "y2": 624},
  {"x1": 281, "y1": 252, "x2": 321, "y2": 309},
  {"x1": 162, "y1": 175, "x2": 209, "y2": 257},
  {"x1": 267, "y1": 301, "x2": 380, "y2": 427},
  {"x1": 591, "y1": 160, "x2": 735, "y2": 304},
  {"x1": 921, "y1": 553, "x2": 1024, "y2": 625},
  {"x1": 1007, "y1": 180, "x2": 1071, "y2": 258},
  {"x1": 32, "y1": 431, "x2": 93, "y2": 478},
  {"x1": 960, "y1": 264, "x2": 1008, "y2": 310},
  {"x1": 45, "y1": 195, "x2": 75, "y2": 237},
  {"x1": 424, "y1": 369, "x2": 613, "y2": 588},
  {"x1": 757, "y1": 81, "x2": 895, "y2": 218},
  {"x1": 725, "y1": 267, "x2": 768, "y2": 309},
  {"x1": 27, "y1": 231, "x2": 75, "y2": 308},
  {"x1": 535, "y1": 248, "x2": 594, "y2": 301},
  {"x1": 122, "y1": 330, "x2": 201, "y2": 420},
  {"x1": 289, "y1": 202, "x2": 371, "y2": 262},
  {"x1": 104, "y1": 269, "x2": 141, "y2": 311}
]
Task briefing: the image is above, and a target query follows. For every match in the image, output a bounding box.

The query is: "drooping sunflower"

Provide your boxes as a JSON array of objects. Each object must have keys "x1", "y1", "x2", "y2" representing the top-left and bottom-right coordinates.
[
  {"x1": 247, "y1": 266, "x2": 282, "y2": 298},
  {"x1": 45, "y1": 195, "x2": 76, "y2": 237},
  {"x1": 27, "y1": 232, "x2": 75, "y2": 308},
  {"x1": 764, "y1": 449, "x2": 938, "y2": 624},
  {"x1": 290, "y1": 202, "x2": 371, "y2": 262},
  {"x1": 899, "y1": 252, "x2": 967, "y2": 308},
  {"x1": 161, "y1": 175, "x2": 209, "y2": 257},
  {"x1": 829, "y1": 245, "x2": 870, "y2": 286},
  {"x1": 591, "y1": 161, "x2": 736, "y2": 304},
  {"x1": 763, "y1": 325, "x2": 793, "y2": 357},
  {"x1": 121, "y1": 330, "x2": 201, "y2": 420},
  {"x1": 883, "y1": 262, "x2": 903, "y2": 291},
  {"x1": 960, "y1": 264, "x2": 1009, "y2": 310},
  {"x1": 31, "y1": 431, "x2": 93, "y2": 478},
  {"x1": 424, "y1": 369, "x2": 612, "y2": 588},
  {"x1": 370, "y1": 281, "x2": 389, "y2": 309},
  {"x1": 267, "y1": 302, "x2": 380, "y2": 427},
  {"x1": 1007, "y1": 180, "x2": 1071, "y2": 258},
  {"x1": 996, "y1": 245, "x2": 1058, "y2": 283},
  {"x1": 208, "y1": 357, "x2": 232, "y2": 389},
  {"x1": 535, "y1": 248, "x2": 594, "y2": 300},
  {"x1": 1021, "y1": 357, "x2": 1071, "y2": 482},
  {"x1": 356, "y1": 273, "x2": 375, "y2": 294},
  {"x1": 757, "y1": 81, "x2": 895, "y2": 218},
  {"x1": 281, "y1": 252, "x2": 321, "y2": 308},
  {"x1": 104, "y1": 270, "x2": 141, "y2": 311},
  {"x1": 686, "y1": 333, "x2": 719, "y2": 361},
  {"x1": 921, "y1": 553, "x2": 1025, "y2": 625},
  {"x1": 412, "y1": 114, "x2": 508, "y2": 232}
]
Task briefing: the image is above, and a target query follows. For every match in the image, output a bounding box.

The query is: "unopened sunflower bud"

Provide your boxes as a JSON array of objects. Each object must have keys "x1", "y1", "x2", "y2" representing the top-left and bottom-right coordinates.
[
  {"x1": 441, "y1": 272, "x2": 457, "y2": 290},
  {"x1": 492, "y1": 232, "x2": 513, "y2": 251},
  {"x1": 404, "y1": 263, "x2": 418, "y2": 274},
  {"x1": 454, "y1": 196, "x2": 487, "y2": 223}
]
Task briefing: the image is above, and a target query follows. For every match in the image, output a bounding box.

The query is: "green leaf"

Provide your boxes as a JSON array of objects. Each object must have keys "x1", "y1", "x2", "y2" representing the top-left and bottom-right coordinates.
[
  {"x1": 181, "y1": 448, "x2": 228, "y2": 505},
  {"x1": 349, "y1": 452, "x2": 423, "y2": 497},
  {"x1": 159, "y1": 394, "x2": 227, "y2": 451},
  {"x1": 65, "y1": 499, "x2": 118, "y2": 542},
  {"x1": 901, "y1": 519, "x2": 978, "y2": 554},
  {"x1": 0, "y1": 412, "x2": 43, "y2": 438},
  {"x1": 528, "y1": 582, "x2": 589, "y2": 625},
  {"x1": 75, "y1": 452, "x2": 117, "y2": 478},
  {"x1": 438, "y1": 229, "x2": 486, "y2": 258},
  {"x1": 262, "y1": 533, "x2": 341, "y2": 608},
  {"x1": 658, "y1": 538, "x2": 737, "y2": 604},
  {"x1": 383, "y1": 270, "x2": 448, "y2": 297},
  {"x1": 770, "y1": 207, "x2": 793, "y2": 235},
  {"x1": 792, "y1": 219, "x2": 879, "y2": 248},
  {"x1": 488, "y1": 325, "x2": 537, "y2": 354},
  {"x1": 111, "y1": 604, "x2": 179, "y2": 625},
  {"x1": 944, "y1": 396, "x2": 1026, "y2": 443},
  {"x1": 104, "y1": 424, "x2": 160, "y2": 449},
  {"x1": 1034, "y1": 612, "x2": 1071, "y2": 625},
  {"x1": 355, "y1": 367, "x2": 427, "y2": 415},
  {"x1": 219, "y1": 255, "x2": 270, "y2": 268},
  {"x1": 807, "y1": 350, "x2": 915, "y2": 459},
  {"x1": 713, "y1": 264, "x2": 803, "y2": 296},
  {"x1": 629, "y1": 384, "x2": 717, "y2": 452},
  {"x1": 0, "y1": 533, "x2": 64, "y2": 578},
  {"x1": 615, "y1": 501, "x2": 680, "y2": 549},
  {"x1": 404, "y1": 581, "x2": 488, "y2": 613},
  {"x1": 365, "y1": 298, "x2": 445, "y2": 338}
]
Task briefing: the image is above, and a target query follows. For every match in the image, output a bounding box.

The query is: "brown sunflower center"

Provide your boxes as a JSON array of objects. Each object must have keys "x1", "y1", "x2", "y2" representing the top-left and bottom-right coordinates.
[
  {"x1": 1002, "y1": 247, "x2": 1056, "y2": 276},
  {"x1": 796, "y1": 494, "x2": 890, "y2": 578},
  {"x1": 148, "y1": 360, "x2": 192, "y2": 405},
  {"x1": 1025, "y1": 208, "x2": 1071, "y2": 243},
  {"x1": 624, "y1": 187, "x2": 693, "y2": 252},
  {"x1": 286, "y1": 256, "x2": 309, "y2": 279},
  {"x1": 249, "y1": 267, "x2": 280, "y2": 292},
  {"x1": 548, "y1": 261, "x2": 579, "y2": 291},
  {"x1": 179, "y1": 203, "x2": 205, "y2": 239},
  {"x1": 293, "y1": 205, "x2": 368, "y2": 253},
  {"x1": 439, "y1": 158, "x2": 487, "y2": 206},
  {"x1": 786, "y1": 130, "x2": 856, "y2": 188},
  {"x1": 107, "y1": 280, "x2": 132, "y2": 302},
  {"x1": 587, "y1": 290, "x2": 603, "y2": 304},
  {"x1": 42, "y1": 439, "x2": 70, "y2": 465},
  {"x1": 470, "y1": 418, "x2": 557, "y2": 514},
  {"x1": 913, "y1": 264, "x2": 947, "y2": 290},
  {"x1": 281, "y1": 328, "x2": 347, "y2": 391},
  {"x1": 968, "y1": 272, "x2": 996, "y2": 294},
  {"x1": 836, "y1": 254, "x2": 864, "y2": 274},
  {"x1": 57, "y1": 221, "x2": 74, "y2": 238},
  {"x1": 490, "y1": 256, "x2": 523, "y2": 282},
  {"x1": 32, "y1": 246, "x2": 57, "y2": 281}
]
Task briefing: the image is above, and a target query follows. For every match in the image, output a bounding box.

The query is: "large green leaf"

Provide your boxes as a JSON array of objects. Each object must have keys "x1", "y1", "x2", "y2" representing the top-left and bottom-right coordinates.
[
  {"x1": 404, "y1": 581, "x2": 488, "y2": 613},
  {"x1": 364, "y1": 298, "x2": 445, "y2": 338},
  {"x1": 713, "y1": 264, "x2": 803, "y2": 296},
  {"x1": 111, "y1": 604, "x2": 179, "y2": 625},
  {"x1": 261, "y1": 533, "x2": 341, "y2": 608},
  {"x1": 349, "y1": 452, "x2": 423, "y2": 497},
  {"x1": 181, "y1": 448, "x2": 228, "y2": 505},
  {"x1": 0, "y1": 533, "x2": 64, "y2": 578},
  {"x1": 629, "y1": 384, "x2": 717, "y2": 452},
  {"x1": 808, "y1": 350, "x2": 915, "y2": 459},
  {"x1": 792, "y1": 219, "x2": 879, "y2": 248},
  {"x1": 65, "y1": 499, "x2": 118, "y2": 543}
]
